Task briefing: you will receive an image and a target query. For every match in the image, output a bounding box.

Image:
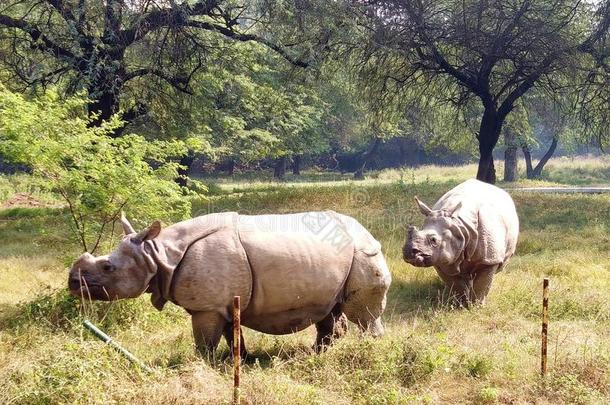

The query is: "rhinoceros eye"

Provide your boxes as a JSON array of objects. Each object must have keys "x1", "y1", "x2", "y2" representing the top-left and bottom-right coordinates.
[
  {"x1": 429, "y1": 235, "x2": 439, "y2": 247},
  {"x1": 102, "y1": 262, "x2": 116, "y2": 272}
]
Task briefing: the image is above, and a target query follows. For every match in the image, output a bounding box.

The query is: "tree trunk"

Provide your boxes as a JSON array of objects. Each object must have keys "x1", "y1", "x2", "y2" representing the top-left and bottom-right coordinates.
[
  {"x1": 86, "y1": 62, "x2": 127, "y2": 134},
  {"x1": 477, "y1": 150, "x2": 497, "y2": 184},
  {"x1": 354, "y1": 137, "x2": 382, "y2": 180},
  {"x1": 87, "y1": 71, "x2": 122, "y2": 130},
  {"x1": 227, "y1": 159, "x2": 235, "y2": 176},
  {"x1": 274, "y1": 156, "x2": 287, "y2": 180},
  {"x1": 88, "y1": 92, "x2": 117, "y2": 127},
  {"x1": 504, "y1": 147, "x2": 518, "y2": 182},
  {"x1": 476, "y1": 108, "x2": 503, "y2": 184},
  {"x1": 292, "y1": 155, "x2": 301, "y2": 175},
  {"x1": 503, "y1": 128, "x2": 518, "y2": 182},
  {"x1": 522, "y1": 137, "x2": 558, "y2": 179},
  {"x1": 176, "y1": 151, "x2": 195, "y2": 187},
  {"x1": 522, "y1": 143, "x2": 534, "y2": 178}
]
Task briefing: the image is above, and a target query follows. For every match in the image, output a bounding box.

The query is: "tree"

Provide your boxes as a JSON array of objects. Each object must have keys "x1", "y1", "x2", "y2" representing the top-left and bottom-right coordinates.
[
  {"x1": 574, "y1": 44, "x2": 610, "y2": 150},
  {"x1": 520, "y1": 95, "x2": 577, "y2": 179},
  {"x1": 140, "y1": 39, "x2": 328, "y2": 179},
  {"x1": 346, "y1": 0, "x2": 610, "y2": 183},
  {"x1": 502, "y1": 103, "x2": 532, "y2": 182},
  {"x1": 267, "y1": 90, "x2": 326, "y2": 179},
  {"x1": 0, "y1": 84, "x2": 192, "y2": 253},
  {"x1": 0, "y1": 0, "x2": 308, "y2": 131}
]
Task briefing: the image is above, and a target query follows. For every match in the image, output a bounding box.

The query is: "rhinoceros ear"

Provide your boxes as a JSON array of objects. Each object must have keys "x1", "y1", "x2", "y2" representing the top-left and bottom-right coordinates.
[
  {"x1": 120, "y1": 211, "x2": 136, "y2": 235},
  {"x1": 133, "y1": 221, "x2": 161, "y2": 243},
  {"x1": 414, "y1": 197, "x2": 432, "y2": 216},
  {"x1": 449, "y1": 202, "x2": 463, "y2": 217}
]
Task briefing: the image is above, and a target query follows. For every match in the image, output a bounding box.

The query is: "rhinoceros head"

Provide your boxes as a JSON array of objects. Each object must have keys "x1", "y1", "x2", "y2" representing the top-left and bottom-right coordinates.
[
  {"x1": 68, "y1": 214, "x2": 161, "y2": 301},
  {"x1": 403, "y1": 197, "x2": 468, "y2": 271}
]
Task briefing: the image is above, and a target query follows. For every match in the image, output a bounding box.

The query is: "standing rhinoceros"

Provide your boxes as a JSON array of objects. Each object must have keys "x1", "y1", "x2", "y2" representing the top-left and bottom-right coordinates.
[
  {"x1": 402, "y1": 179, "x2": 519, "y2": 306},
  {"x1": 69, "y1": 211, "x2": 391, "y2": 356}
]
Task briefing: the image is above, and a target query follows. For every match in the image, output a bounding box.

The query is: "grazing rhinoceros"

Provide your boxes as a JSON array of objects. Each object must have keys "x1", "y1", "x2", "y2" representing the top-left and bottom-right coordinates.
[
  {"x1": 68, "y1": 211, "x2": 391, "y2": 356},
  {"x1": 402, "y1": 179, "x2": 519, "y2": 306}
]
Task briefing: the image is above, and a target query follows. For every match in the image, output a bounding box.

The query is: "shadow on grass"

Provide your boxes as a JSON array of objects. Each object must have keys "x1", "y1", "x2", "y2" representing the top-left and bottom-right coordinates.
[{"x1": 387, "y1": 276, "x2": 447, "y2": 315}]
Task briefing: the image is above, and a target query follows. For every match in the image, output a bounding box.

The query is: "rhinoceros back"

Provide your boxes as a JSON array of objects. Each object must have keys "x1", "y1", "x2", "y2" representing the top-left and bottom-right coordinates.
[
  {"x1": 237, "y1": 212, "x2": 355, "y2": 334},
  {"x1": 171, "y1": 211, "x2": 391, "y2": 335}
]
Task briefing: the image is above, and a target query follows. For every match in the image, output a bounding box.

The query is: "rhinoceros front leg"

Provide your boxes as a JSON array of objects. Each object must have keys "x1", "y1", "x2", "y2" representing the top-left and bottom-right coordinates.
[
  {"x1": 470, "y1": 265, "x2": 498, "y2": 305},
  {"x1": 435, "y1": 270, "x2": 472, "y2": 308},
  {"x1": 314, "y1": 303, "x2": 348, "y2": 352},
  {"x1": 191, "y1": 311, "x2": 227, "y2": 358},
  {"x1": 223, "y1": 323, "x2": 248, "y2": 360}
]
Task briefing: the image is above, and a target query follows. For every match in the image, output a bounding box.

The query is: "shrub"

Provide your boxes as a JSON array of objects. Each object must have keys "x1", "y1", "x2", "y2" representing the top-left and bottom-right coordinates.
[{"x1": 0, "y1": 85, "x2": 199, "y2": 253}]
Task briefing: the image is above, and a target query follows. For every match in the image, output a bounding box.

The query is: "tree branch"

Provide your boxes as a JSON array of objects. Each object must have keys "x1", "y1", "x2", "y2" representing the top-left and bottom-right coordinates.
[
  {"x1": 119, "y1": 0, "x2": 220, "y2": 47},
  {"x1": 479, "y1": 0, "x2": 531, "y2": 81},
  {"x1": 402, "y1": 2, "x2": 479, "y2": 94},
  {"x1": 46, "y1": 0, "x2": 77, "y2": 25},
  {"x1": 187, "y1": 20, "x2": 308, "y2": 68},
  {"x1": 124, "y1": 68, "x2": 193, "y2": 94},
  {"x1": 578, "y1": 0, "x2": 610, "y2": 52},
  {"x1": 0, "y1": 13, "x2": 77, "y2": 59}
]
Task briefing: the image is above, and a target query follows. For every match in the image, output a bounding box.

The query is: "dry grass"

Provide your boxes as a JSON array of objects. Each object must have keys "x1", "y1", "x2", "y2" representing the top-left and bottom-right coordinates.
[{"x1": 1, "y1": 157, "x2": 609, "y2": 404}]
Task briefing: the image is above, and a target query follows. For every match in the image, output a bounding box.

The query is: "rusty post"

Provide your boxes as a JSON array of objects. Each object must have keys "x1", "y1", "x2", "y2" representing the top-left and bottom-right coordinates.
[
  {"x1": 541, "y1": 278, "x2": 549, "y2": 376},
  {"x1": 233, "y1": 296, "x2": 241, "y2": 405}
]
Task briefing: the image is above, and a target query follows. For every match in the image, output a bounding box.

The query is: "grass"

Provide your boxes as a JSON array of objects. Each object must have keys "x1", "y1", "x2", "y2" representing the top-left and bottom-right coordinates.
[
  {"x1": 199, "y1": 155, "x2": 610, "y2": 195},
  {"x1": 1, "y1": 157, "x2": 609, "y2": 404}
]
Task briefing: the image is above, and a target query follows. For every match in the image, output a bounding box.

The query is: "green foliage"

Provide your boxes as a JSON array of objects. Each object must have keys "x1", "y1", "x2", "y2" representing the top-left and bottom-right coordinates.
[
  {"x1": 464, "y1": 353, "x2": 494, "y2": 378},
  {"x1": 135, "y1": 41, "x2": 330, "y2": 166},
  {"x1": 503, "y1": 102, "x2": 534, "y2": 146},
  {"x1": 478, "y1": 386, "x2": 500, "y2": 404},
  {"x1": 3, "y1": 290, "x2": 81, "y2": 331},
  {"x1": 0, "y1": 85, "x2": 196, "y2": 252}
]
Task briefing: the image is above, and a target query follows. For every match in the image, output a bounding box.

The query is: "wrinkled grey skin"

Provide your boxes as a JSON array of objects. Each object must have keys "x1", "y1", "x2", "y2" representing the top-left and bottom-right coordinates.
[
  {"x1": 403, "y1": 179, "x2": 519, "y2": 307},
  {"x1": 68, "y1": 220, "x2": 160, "y2": 302},
  {"x1": 69, "y1": 211, "x2": 391, "y2": 357}
]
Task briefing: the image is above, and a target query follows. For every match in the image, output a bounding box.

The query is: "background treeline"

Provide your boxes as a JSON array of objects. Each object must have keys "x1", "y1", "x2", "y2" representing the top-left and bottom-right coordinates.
[{"x1": 0, "y1": 0, "x2": 608, "y2": 182}]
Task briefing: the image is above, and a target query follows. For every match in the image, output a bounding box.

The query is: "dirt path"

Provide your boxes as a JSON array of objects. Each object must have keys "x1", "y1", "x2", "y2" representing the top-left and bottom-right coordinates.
[{"x1": 0, "y1": 192, "x2": 60, "y2": 209}]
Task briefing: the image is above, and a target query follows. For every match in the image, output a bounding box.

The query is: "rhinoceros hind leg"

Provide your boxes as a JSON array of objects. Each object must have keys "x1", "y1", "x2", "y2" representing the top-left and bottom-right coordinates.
[
  {"x1": 470, "y1": 265, "x2": 498, "y2": 305},
  {"x1": 223, "y1": 323, "x2": 248, "y2": 360},
  {"x1": 314, "y1": 304, "x2": 347, "y2": 352},
  {"x1": 191, "y1": 311, "x2": 227, "y2": 359}
]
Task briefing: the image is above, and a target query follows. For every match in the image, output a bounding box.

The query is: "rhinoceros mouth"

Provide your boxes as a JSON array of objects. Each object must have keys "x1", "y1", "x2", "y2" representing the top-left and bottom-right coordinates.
[
  {"x1": 406, "y1": 258, "x2": 431, "y2": 267},
  {"x1": 69, "y1": 281, "x2": 112, "y2": 301},
  {"x1": 403, "y1": 251, "x2": 432, "y2": 267}
]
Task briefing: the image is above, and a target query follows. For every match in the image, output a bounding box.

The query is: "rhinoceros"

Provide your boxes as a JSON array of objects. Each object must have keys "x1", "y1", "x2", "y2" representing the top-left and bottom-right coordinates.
[
  {"x1": 68, "y1": 211, "x2": 391, "y2": 356},
  {"x1": 402, "y1": 179, "x2": 519, "y2": 306}
]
